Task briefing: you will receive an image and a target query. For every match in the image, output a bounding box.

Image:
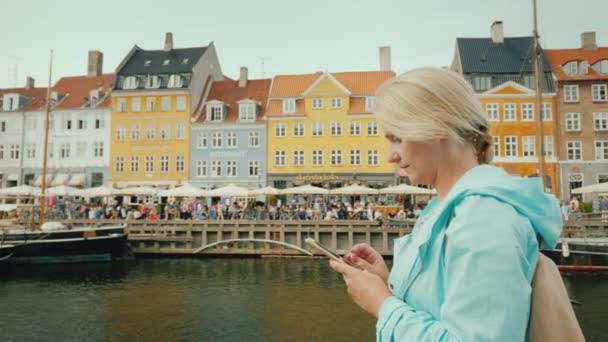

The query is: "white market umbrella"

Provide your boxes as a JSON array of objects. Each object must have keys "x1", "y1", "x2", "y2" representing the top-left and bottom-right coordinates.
[
  {"x1": 207, "y1": 184, "x2": 250, "y2": 197},
  {"x1": 329, "y1": 184, "x2": 379, "y2": 195},
  {"x1": 158, "y1": 184, "x2": 206, "y2": 197},
  {"x1": 378, "y1": 184, "x2": 437, "y2": 195},
  {"x1": 0, "y1": 185, "x2": 41, "y2": 196},
  {"x1": 45, "y1": 185, "x2": 85, "y2": 197},
  {"x1": 572, "y1": 182, "x2": 608, "y2": 194},
  {"x1": 115, "y1": 186, "x2": 159, "y2": 196},
  {"x1": 281, "y1": 184, "x2": 329, "y2": 195},
  {"x1": 248, "y1": 186, "x2": 281, "y2": 196},
  {"x1": 83, "y1": 185, "x2": 118, "y2": 197}
]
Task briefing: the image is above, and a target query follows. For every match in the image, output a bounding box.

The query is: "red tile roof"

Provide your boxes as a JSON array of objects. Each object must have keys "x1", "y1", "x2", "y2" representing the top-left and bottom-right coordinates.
[
  {"x1": 0, "y1": 86, "x2": 48, "y2": 111},
  {"x1": 51, "y1": 74, "x2": 114, "y2": 109},
  {"x1": 545, "y1": 48, "x2": 608, "y2": 81}
]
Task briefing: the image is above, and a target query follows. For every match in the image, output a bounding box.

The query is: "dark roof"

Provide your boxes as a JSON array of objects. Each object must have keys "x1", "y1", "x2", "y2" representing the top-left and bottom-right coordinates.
[{"x1": 117, "y1": 46, "x2": 208, "y2": 76}]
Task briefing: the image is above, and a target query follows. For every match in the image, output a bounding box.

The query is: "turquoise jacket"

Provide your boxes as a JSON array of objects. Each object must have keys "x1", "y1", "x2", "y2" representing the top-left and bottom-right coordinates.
[{"x1": 377, "y1": 165, "x2": 562, "y2": 341}]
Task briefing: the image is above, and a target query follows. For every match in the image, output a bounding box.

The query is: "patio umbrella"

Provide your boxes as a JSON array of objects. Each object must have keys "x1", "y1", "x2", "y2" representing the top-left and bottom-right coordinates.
[
  {"x1": 329, "y1": 184, "x2": 379, "y2": 195},
  {"x1": 378, "y1": 184, "x2": 437, "y2": 195},
  {"x1": 248, "y1": 186, "x2": 282, "y2": 196},
  {"x1": 115, "y1": 186, "x2": 159, "y2": 196},
  {"x1": 207, "y1": 184, "x2": 250, "y2": 197},
  {"x1": 0, "y1": 185, "x2": 41, "y2": 196},
  {"x1": 158, "y1": 184, "x2": 206, "y2": 197},
  {"x1": 571, "y1": 182, "x2": 608, "y2": 194},
  {"x1": 45, "y1": 185, "x2": 85, "y2": 197},
  {"x1": 83, "y1": 185, "x2": 118, "y2": 197},
  {"x1": 281, "y1": 184, "x2": 329, "y2": 195}
]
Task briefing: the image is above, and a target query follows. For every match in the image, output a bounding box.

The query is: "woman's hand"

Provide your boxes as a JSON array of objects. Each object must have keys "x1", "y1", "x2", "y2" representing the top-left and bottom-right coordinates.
[
  {"x1": 343, "y1": 244, "x2": 389, "y2": 284},
  {"x1": 330, "y1": 260, "x2": 392, "y2": 318}
]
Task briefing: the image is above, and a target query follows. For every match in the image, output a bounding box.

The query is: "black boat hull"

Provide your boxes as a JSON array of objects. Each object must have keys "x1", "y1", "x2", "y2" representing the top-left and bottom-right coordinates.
[{"x1": 543, "y1": 243, "x2": 608, "y2": 267}]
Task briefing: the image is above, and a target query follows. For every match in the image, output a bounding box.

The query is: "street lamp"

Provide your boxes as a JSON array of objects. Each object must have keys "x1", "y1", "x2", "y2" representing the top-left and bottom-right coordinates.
[{"x1": 352, "y1": 166, "x2": 358, "y2": 185}]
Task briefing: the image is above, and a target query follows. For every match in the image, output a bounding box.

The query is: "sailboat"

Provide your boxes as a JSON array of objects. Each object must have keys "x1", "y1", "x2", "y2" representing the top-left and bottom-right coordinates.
[{"x1": 0, "y1": 51, "x2": 131, "y2": 264}]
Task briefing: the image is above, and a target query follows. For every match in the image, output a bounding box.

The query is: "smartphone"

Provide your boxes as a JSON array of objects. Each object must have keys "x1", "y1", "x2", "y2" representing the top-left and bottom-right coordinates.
[{"x1": 305, "y1": 238, "x2": 362, "y2": 269}]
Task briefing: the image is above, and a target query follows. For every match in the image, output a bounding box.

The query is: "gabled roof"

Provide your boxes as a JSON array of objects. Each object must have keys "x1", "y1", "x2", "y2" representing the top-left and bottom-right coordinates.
[
  {"x1": 0, "y1": 86, "x2": 48, "y2": 111},
  {"x1": 117, "y1": 46, "x2": 208, "y2": 76},
  {"x1": 545, "y1": 48, "x2": 608, "y2": 81},
  {"x1": 51, "y1": 74, "x2": 114, "y2": 109},
  {"x1": 302, "y1": 72, "x2": 351, "y2": 96}
]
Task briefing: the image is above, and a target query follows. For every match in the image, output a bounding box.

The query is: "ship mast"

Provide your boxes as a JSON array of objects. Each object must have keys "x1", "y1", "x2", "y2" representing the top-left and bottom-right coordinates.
[
  {"x1": 532, "y1": 0, "x2": 546, "y2": 191},
  {"x1": 39, "y1": 50, "x2": 53, "y2": 226}
]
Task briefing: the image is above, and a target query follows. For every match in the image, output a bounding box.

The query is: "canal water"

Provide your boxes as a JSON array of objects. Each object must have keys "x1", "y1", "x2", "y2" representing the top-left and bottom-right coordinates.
[{"x1": 1, "y1": 258, "x2": 606, "y2": 341}]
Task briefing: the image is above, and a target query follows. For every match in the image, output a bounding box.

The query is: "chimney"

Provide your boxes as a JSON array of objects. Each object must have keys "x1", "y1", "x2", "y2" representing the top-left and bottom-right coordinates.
[
  {"x1": 239, "y1": 67, "x2": 248, "y2": 88},
  {"x1": 491, "y1": 21, "x2": 504, "y2": 44},
  {"x1": 581, "y1": 32, "x2": 597, "y2": 50},
  {"x1": 164, "y1": 32, "x2": 173, "y2": 51},
  {"x1": 87, "y1": 50, "x2": 103, "y2": 77},
  {"x1": 25, "y1": 76, "x2": 35, "y2": 90},
  {"x1": 379, "y1": 46, "x2": 391, "y2": 71}
]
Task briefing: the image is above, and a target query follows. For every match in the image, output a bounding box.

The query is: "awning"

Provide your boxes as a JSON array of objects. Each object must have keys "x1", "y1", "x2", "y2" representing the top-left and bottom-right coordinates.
[
  {"x1": 67, "y1": 173, "x2": 86, "y2": 187},
  {"x1": 34, "y1": 174, "x2": 53, "y2": 186},
  {"x1": 8, "y1": 174, "x2": 18, "y2": 181},
  {"x1": 51, "y1": 173, "x2": 70, "y2": 186}
]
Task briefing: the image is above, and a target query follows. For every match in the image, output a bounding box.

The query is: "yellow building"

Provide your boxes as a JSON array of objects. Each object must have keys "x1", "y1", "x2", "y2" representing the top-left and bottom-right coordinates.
[
  {"x1": 265, "y1": 70, "x2": 395, "y2": 189},
  {"x1": 109, "y1": 33, "x2": 223, "y2": 187}
]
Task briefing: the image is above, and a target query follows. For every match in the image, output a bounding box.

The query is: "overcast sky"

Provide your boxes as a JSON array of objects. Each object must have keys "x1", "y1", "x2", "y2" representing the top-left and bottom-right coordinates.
[{"x1": 1, "y1": 0, "x2": 607, "y2": 88}]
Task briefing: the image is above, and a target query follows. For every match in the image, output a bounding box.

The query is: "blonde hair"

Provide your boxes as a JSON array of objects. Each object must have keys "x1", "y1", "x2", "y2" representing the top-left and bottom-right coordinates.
[{"x1": 374, "y1": 67, "x2": 493, "y2": 164}]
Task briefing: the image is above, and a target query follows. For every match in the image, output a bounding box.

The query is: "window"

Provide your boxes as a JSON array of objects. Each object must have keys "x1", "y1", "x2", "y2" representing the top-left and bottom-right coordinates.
[
  {"x1": 331, "y1": 97, "x2": 343, "y2": 108},
  {"x1": 504, "y1": 103, "x2": 516, "y2": 121},
  {"x1": 541, "y1": 103, "x2": 552, "y2": 121},
  {"x1": 312, "y1": 122, "x2": 323, "y2": 136},
  {"x1": 592, "y1": 84, "x2": 608, "y2": 102},
  {"x1": 0, "y1": 121, "x2": 5, "y2": 132},
  {"x1": 131, "y1": 97, "x2": 141, "y2": 112},
  {"x1": 493, "y1": 136, "x2": 500, "y2": 157},
  {"x1": 116, "y1": 156, "x2": 124, "y2": 173},
  {"x1": 176, "y1": 96, "x2": 186, "y2": 111},
  {"x1": 131, "y1": 125, "x2": 140, "y2": 140},
  {"x1": 350, "y1": 149, "x2": 360, "y2": 165},
  {"x1": 523, "y1": 75, "x2": 535, "y2": 89},
  {"x1": 593, "y1": 59, "x2": 608, "y2": 74},
  {"x1": 160, "y1": 155, "x2": 169, "y2": 173},
  {"x1": 505, "y1": 136, "x2": 517, "y2": 157},
  {"x1": 130, "y1": 156, "x2": 139, "y2": 173},
  {"x1": 567, "y1": 141, "x2": 582, "y2": 160},
  {"x1": 116, "y1": 126, "x2": 125, "y2": 141},
  {"x1": 168, "y1": 75, "x2": 183, "y2": 88},
  {"x1": 473, "y1": 76, "x2": 492, "y2": 91},
  {"x1": 9, "y1": 144, "x2": 20, "y2": 159},
  {"x1": 176, "y1": 123, "x2": 185, "y2": 140},
  {"x1": 211, "y1": 160, "x2": 222, "y2": 177},
  {"x1": 275, "y1": 123, "x2": 286, "y2": 137},
  {"x1": 312, "y1": 150, "x2": 323, "y2": 166},
  {"x1": 0, "y1": 144, "x2": 4, "y2": 159},
  {"x1": 368, "y1": 150, "x2": 379, "y2": 166},
  {"x1": 196, "y1": 160, "x2": 207, "y2": 177},
  {"x1": 77, "y1": 119, "x2": 86, "y2": 130},
  {"x1": 59, "y1": 142, "x2": 69, "y2": 159},
  {"x1": 209, "y1": 104, "x2": 224, "y2": 122},
  {"x1": 116, "y1": 98, "x2": 126, "y2": 112},
  {"x1": 594, "y1": 112, "x2": 608, "y2": 131},
  {"x1": 595, "y1": 141, "x2": 608, "y2": 160},
  {"x1": 226, "y1": 161, "x2": 237, "y2": 177},
  {"x1": 282, "y1": 98, "x2": 296, "y2": 113},
  {"x1": 330, "y1": 122, "x2": 342, "y2": 136},
  {"x1": 145, "y1": 155, "x2": 154, "y2": 173},
  {"x1": 197, "y1": 133, "x2": 208, "y2": 149},
  {"x1": 160, "y1": 124, "x2": 170, "y2": 140},
  {"x1": 293, "y1": 123, "x2": 305, "y2": 137},
  {"x1": 521, "y1": 103, "x2": 534, "y2": 121},
  {"x1": 163, "y1": 59, "x2": 170, "y2": 66},
  {"x1": 312, "y1": 98, "x2": 323, "y2": 109},
  {"x1": 146, "y1": 97, "x2": 156, "y2": 112},
  {"x1": 544, "y1": 136, "x2": 554, "y2": 157},
  {"x1": 94, "y1": 142, "x2": 104, "y2": 157},
  {"x1": 522, "y1": 136, "x2": 535, "y2": 157},
  {"x1": 65, "y1": 119, "x2": 72, "y2": 130},
  {"x1": 239, "y1": 103, "x2": 256, "y2": 121},
  {"x1": 293, "y1": 150, "x2": 304, "y2": 166},
  {"x1": 95, "y1": 116, "x2": 104, "y2": 129},
  {"x1": 248, "y1": 131, "x2": 260, "y2": 147},
  {"x1": 486, "y1": 103, "x2": 498, "y2": 121},
  {"x1": 563, "y1": 61, "x2": 578, "y2": 75},
  {"x1": 145, "y1": 75, "x2": 160, "y2": 89},
  {"x1": 564, "y1": 85, "x2": 579, "y2": 103},
  {"x1": 161, "y1": 96, "x2": 171, "y2": 111},
  {"x1": 365, "y1": 97, "x2": 376, "y2": 112},
  {"x1": 212, "y1": 132, "x2": 223, "y2": 148},
  {"x1": 274, "y1": 151, "x2": 286, "y2": 166},
  {"x1": 145, "y1": 125, "x2": 155, "y2": 140},
  {"x1": 248, "y1": 160, "x2": 259, "y2": 177},
  {"x1": 176, "y1": 155, "x2": 184, "y2": 172},
  {"x1": 48, "y1": 143, "x2": 53, "y2": 158},
  {"x1": 350, "y1": 122, "x2": 360, "y2": 136},
  {"x1": 123, "y1": 76, "x2": 138, "y2": 89},
  {"x1": 226, "y1": 132, "x2": 237, "y2": 148},
  {"x1": 565, "y1": 113, "x2": 581, "y2": 131},
  {"x1": 25, "y1": 143, "x2": 36, "y2": 159},
  {"x1": 26, "y1": 117, "x2": 38, "y2": 130},
  {"x1": 75, "y1": 142, "x2": 86, "y2": 158},
  {"x1": 367, "y1": 121, "x2": 378, "y2": 136},
  {"x1": 331, "y1": 150, "x2": 342, "y2": 165}
]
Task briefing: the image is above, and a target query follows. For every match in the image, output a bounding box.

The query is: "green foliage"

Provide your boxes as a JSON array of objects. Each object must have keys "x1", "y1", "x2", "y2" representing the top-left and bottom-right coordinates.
[{"x1": 579, "y1": 202, "x2": 593, "y2": 213}]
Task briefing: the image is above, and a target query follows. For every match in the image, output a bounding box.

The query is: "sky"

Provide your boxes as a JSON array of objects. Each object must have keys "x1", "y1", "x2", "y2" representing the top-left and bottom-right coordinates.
[{"x1": 1, "y1": 0, "x2": 607, "y2": 88}]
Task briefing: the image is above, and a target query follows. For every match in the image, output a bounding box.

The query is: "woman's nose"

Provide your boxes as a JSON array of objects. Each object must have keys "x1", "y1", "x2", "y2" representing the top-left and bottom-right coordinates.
[{"x1": 388, "y1": 151, "x2": 400, "y2": 163}]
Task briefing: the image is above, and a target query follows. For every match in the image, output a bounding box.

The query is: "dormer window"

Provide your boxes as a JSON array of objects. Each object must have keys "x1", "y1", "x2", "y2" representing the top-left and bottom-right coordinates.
[
  {"x1": 182, "y1": 58, "x2": 189, "y2": 65},
  {"x1": 473, "y1": 76, "x2": 492, "y2": 91},
  {"x1": 168, "y1": 74, "x2": 183, "y2": 88},
  {"x1": 89, "y1": 90, "x2": 100, "y2": 107},
  {"x1": 282, "y1": 98, "x2": 296, "y2": 114},
  {"x1": 123, "y1": 76, "x2": 139, "y2": 90},
  {"x1": 145, "y1": 75, "x2": 161, "y2": 89},
  {"x1": 238, "y1": 100, "x2": 256, "y2": 122},
  {"x1": 163, "y1": 59, "x2": 170, "y2": 66},
  {"x1": 207, "y1": 101, "x2": 224, "y2": 122},
  {"x1": 50, "y1": 91, "x2": 59, "y2": 108},
  {"x1": 365, "y1": 96, "x2": 376, "y2": 112},
  {"x1": 563, "y1": 61, "x2": 579, "y2": 76},
  {"x1": 2, "y1": 94, "x2": 21, "y2": 111},
  {"x1": 593, "y1": 59, "x2": 608, "y2": 74},
  {"x1": 144, "y1": 60, "x2": 151, "y2": 67}
]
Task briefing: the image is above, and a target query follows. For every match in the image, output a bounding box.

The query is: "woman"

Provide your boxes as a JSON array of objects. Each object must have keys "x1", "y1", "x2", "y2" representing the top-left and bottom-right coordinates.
[{"x1": 329, "y1": 67, "x2": 562, "y2": 341}]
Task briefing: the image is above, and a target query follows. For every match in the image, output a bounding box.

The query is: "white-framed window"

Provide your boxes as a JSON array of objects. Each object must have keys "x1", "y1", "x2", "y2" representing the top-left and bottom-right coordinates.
[
  {"x1": 77, "y1": 119, "x2": 86, "y2": 130},
  {"x1": 160, "y1": 124, "x2": 170, "y2": 140},
  {"x1": 176, "y1": 155, "x2": 184, "y2": 172},
  {"x1": 592, "y1": 84, "x2": 608, "y2": 102},
  {"x1": 473, "y1": 76, "x2": 492, "y2": 91},
  {"x1": 493, "y1": 136, "x2": 500, "y2": 157},
  {"x1": 486, "y1": 103, "x2": 499, "y2": 121},
  {"x1": 505, "y1": 136, "x2": 517, "y2": 157},
  {"x1": 248, "y1": 131, "x2": 260, "y2": 147},
  {"x1": 226, "y1": 160, "x2": 237, "y2": 178},
  {"x1": 145, "y1": 125, "x2": 155, "y2": 140},
  {"x1": 131, "y1": 125, "x2": 140, "y2": 140},
  {"x1": 544, "y1": 136, "x2": 554, "y2": 157},
  {"x1": 25, "y1": 117, "x2": 37, "y2": 130},
  {"x1": 197, "y1": 133, "x2": 208, "y2": 149},
  {"x1": 563, "y1": 61, "x2": 578, "y2": 75},
  {"x1": 522, "y1": 136, "x2": 535, "y2": 157},
  {"x1": 168, "y1": 74, "x2": 183, "y2": 88},
  {"x1": 116, "y1": 156, "x2": 124, "y2": 173},
  {"x1": 312, "y1": 122, "x2": 323, "y2": 136},
  {"x1": 94, "y1": 141, "x2": 104, "y2": 158},
  {"x1": 123, "y1": 76, "x2": 138, "y2": 89},
  {"x1": 116, "y1": 98, "x2": 126, "y2": 112},
  {"x1": 593, "y1": 59, "x2": 608, "y2": 74},
  {"x1": 293, "y1": 122, "x2": 305, "y2": 137},
  {"x1": 211, "y1": 160, "x2": 222, "y2": 177},
  {"x1": 145, "y1": 155, "x2": 154, "y2": 173},
  {"x1": 564, "y1": 85, "x2": 579, "y2": 103},
  {"x1": 368, "y1": 149, "x2": 379, "y2": 166},
  {"x1": 350, "y1": 122, "x2": 360, "y2": 136},
  {"x1": 131, "y1": 97, "x2": 141, "y2": 112},
  {"x1": 10, "y1": 144, "x2": 20, "y2": 159},
  {"x1": 504, "y1": 103, "x2": 516, "y2": 121},
  {"x1": 75, "y1": 142, "x2": 86, "y2": 158},
  {"x1": 226, "y1": 132, "x2": 237, "y2": 148},
  {"x1": 275, "y1": 123, "x2": 286, "y2": 137},
  {"x1": 594, "y1": 112, "x2": 608, "y2": 131},
  {"x1": 116, "y1": 126, "x2": 125, "y2": 141},
  {"x1": 330, "y1": 122, "x2": 342, "y2": 136},
  {"x1": 541, "y1": 103, "x2": 552, "y2": 121},
  {"x1": 567, "y1": 141, "x2": 582, "y2": 160},
  {"x1": 565, "y1": 113, "x2": 581, "y2": 131},
  {"x1": 208, "y1": 104, "x2": 224, "y2": 122},
  {"x1": 367, "y1": 121, "x2": 378, "y2": 136},
  {"x1": 145, "y1": 75, "x2": 160, "y2": 89},
  {"x1": 293, "y1": 150, "x2": 304, "y2": 166},
  {"x1": 212, "y1": 132, "x2": 223, "y2": 148},
  {"x1": 146, "y1": 97, "x2": 156, "y2": 112},
  {"x1": 160, "y1": 155, "x2": 169, "y2": 173},
  {"x1": 176, "y1": 123, "x2": 185, "y2": 140},
  {"x1": 176, "y1": 96, "x2": 186, "y2": 111},
  {"x1": 238, "y1": 102, "x2": 256, "y2": 121},
  {"x1": 64, "y1": 119, "x2": 72, "y2": 130},
  {"x1": 94, "y1": 116, "x2": 104, "y2": 129},
  {"x1": 130, "y1": 156, "x2": 139, "y2": 173},
  {"x1": 161, "y1": 96, "x2": 171, "y2": 111},
  {"x1": 312, "y1": 150, "x2": 323, "y2": 166},
  {"x1": 523, "y1": 75, "x2": 535, "y2": 89},
  {"x1": 312, "y1": 98, "x2": 323, "y2": 109},
  {"x1": 595, "y1": 141, "x2": 608, "y2": 160},
  {"x1": 248, "y1": 160, "x2": 259, "y2": 177},
  {"x1": 25, "y1": 143, "x2": 36, "y2": 159},
  {"x1": 282, "y1": 98, "x2": 296, "y2": 113},
  {"x1": 196, "y1": 160, "x2": 207, "y2": 178},
  {"x1": 274, "y1": 151, "x2": 286, "y2": 166},
  {"x1": 331, "y1": 97, "x2": 343, "y2": 108},
  {"x1": 0, "y1": 144, "x2": 4, "y2": 159},
  {"x1": 331, "y1": 150, "x2": 342, "y2": 165},
  {"x1": 365, "y1": 97, "x2": 376, "y2": 112},
  {"x1": 521, "y1": 103, "x2": 534, "y2": 121}
]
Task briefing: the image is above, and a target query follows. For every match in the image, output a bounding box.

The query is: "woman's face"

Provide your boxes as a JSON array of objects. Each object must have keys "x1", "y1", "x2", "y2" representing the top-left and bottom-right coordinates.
[{"x1": 384, "y1": 129, "x2": 442, "y2": 185}]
